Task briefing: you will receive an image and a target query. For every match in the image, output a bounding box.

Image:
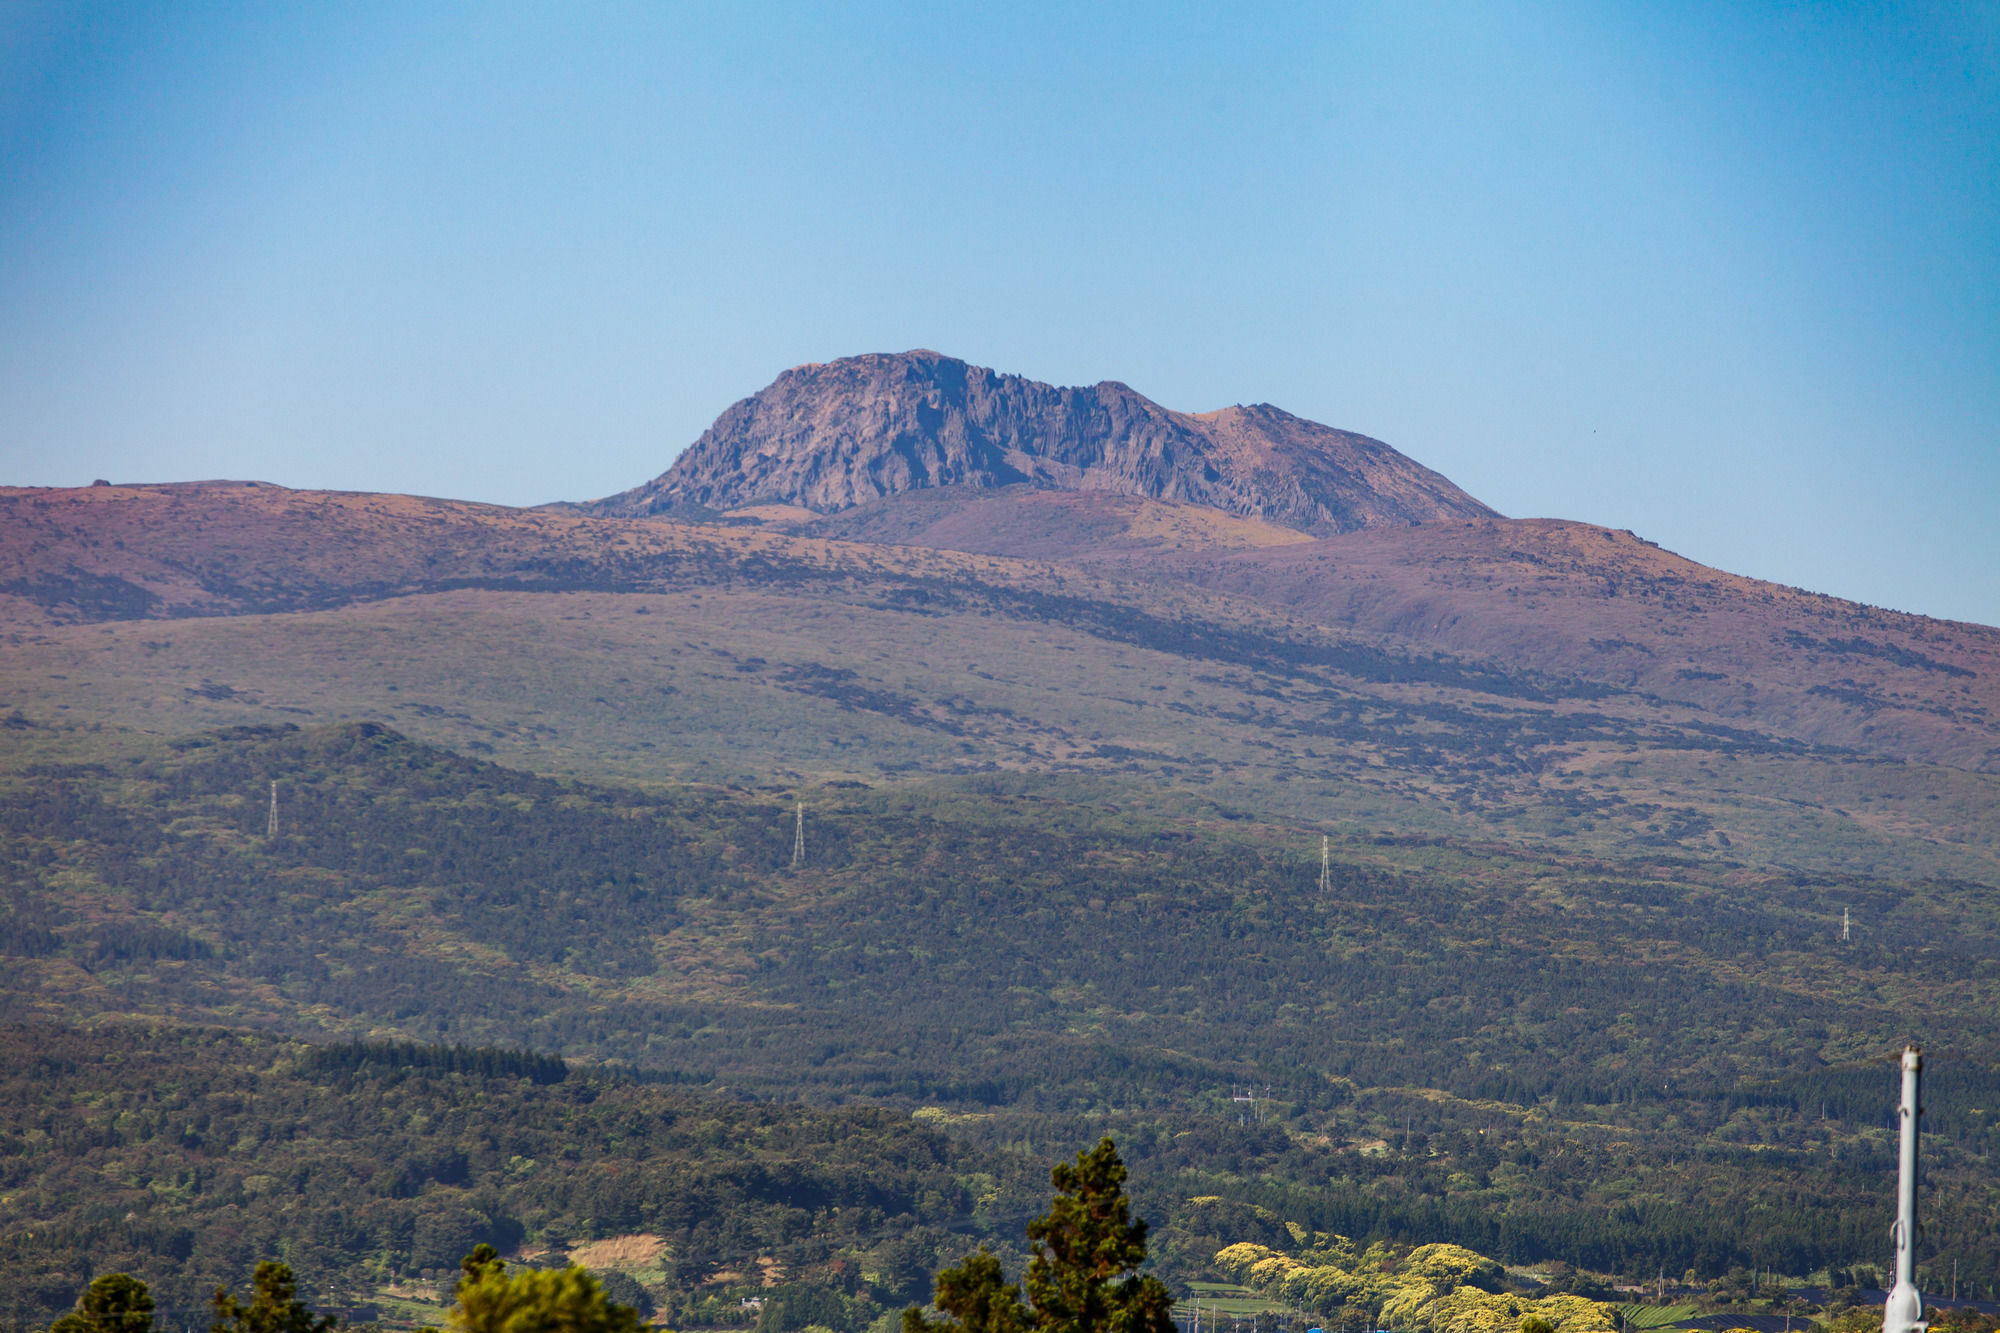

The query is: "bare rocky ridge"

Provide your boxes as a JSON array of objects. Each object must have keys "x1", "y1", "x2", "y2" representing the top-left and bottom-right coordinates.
[{"x1": 586, "y1": 350, "x2": 1497, "y2": 534}]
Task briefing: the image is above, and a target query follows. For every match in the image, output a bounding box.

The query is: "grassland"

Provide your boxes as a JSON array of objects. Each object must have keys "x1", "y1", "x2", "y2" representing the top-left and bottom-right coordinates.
[
  {"x1": 7, "y1": 579, "x2": 1998, "y2": 885},
  {"x1": 5, "y1": 484, "x2": 1996, "y2": 890}
]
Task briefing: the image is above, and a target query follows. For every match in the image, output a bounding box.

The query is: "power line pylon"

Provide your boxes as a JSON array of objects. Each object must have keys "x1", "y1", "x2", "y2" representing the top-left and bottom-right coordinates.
[
  {"x1": 1320, "y1": 835, "x2": 1330, "y2": 892},
  {"x1": 793, "y1": 798, "x2": 805, "y2": 867},
  {"x1": 267, "y1": 780, "x2": 278, "y2": 838}
]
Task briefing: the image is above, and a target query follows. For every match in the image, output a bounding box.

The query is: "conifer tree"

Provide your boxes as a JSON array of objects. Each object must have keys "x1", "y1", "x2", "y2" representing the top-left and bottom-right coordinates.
[
  {"x1": 908, "y1": 1139, "x2": 1174, "y2": 1333},
  {"x1": 49, "y1": 1273, "x2": 154, "y2": 1333},
  {"x1": 210, "y1": 1262, "x2": 337, "y2": 1333}
]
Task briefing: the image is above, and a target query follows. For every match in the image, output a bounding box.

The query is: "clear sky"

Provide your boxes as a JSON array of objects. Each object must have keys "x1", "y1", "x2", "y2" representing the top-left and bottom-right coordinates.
[{"x1": 3, "y1": 2, "x2": 1996, "y2": 625}]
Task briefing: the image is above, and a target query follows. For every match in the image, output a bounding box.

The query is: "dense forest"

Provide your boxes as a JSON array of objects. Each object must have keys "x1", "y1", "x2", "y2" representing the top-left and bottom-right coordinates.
[
  {"x1": 11, "y1": 1024, "x2": 2000, "y2": 1328},
  {"x1": 3, "y1": 722, "x2": 1999, "y2": 1321},
  {"x1": 0, "y1": 1023, "x2": 1042, "y2": 1325}
]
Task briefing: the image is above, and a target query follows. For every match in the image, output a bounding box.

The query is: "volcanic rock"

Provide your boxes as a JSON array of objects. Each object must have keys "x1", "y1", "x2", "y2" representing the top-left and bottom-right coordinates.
[{"x1": 588, "y1": 350, "x2": 1496, "y2": 535}]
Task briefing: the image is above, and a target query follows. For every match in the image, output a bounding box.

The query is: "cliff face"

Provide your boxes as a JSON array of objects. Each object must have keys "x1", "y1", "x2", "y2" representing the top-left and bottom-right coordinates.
[{"x1": 587, "y1": 350, "x2": 1497, "y2": 534}]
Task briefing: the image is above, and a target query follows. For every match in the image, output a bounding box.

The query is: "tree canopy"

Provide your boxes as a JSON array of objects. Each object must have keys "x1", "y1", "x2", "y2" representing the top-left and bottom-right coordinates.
[
  {"x1": 908, "y1": 1139, "x2": 1173, "y2": 1333},
  {"x1": 48, "y1": 1274, "x2": 154, "y2": 1333},
  {"x1": 210, "y1": 1262, "x2": 336, "y2": 1333},
  {"x1": 446, "y1": 1243, "x2": 648, "y2": 1333}
]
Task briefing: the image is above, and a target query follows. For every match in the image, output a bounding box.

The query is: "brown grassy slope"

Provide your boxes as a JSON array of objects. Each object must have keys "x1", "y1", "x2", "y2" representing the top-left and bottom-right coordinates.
[
  {"x1": 798, "y1": 485, "x2": 1315, "y2": 558},
  {"x1": 0, "y1": 480, "x2": 1097, "y2": 627},
  {"x1": 3, "y1": 481, "x2": 1998, "y2": 882},
  {"x1": 5, "y1": 482, "x2": 1994, "y2": 780},
  {"x1": 1154, "y1": 517, "x2": 2000, "y2": 772},
  {"x1": 680, "y1": 486, "x2": 2000, "y2": 774},
  {"x1": 19, "y1": 579, "x2": 2000, "y2": 884}
]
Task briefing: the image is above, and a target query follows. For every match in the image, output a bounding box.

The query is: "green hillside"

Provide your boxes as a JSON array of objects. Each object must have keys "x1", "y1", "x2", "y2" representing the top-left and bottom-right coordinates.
[
  {"x1": 4, "y1": 722, "x2": 1998, "y2": 1320},
  {"x1": 0, "y1": 1022, "x2": 1040, "y2": 1324}
]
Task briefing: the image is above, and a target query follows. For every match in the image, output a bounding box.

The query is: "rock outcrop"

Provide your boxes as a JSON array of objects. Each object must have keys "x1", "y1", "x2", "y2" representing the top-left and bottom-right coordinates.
[{"x1": 587, "y1": 350, "x2": 1496, "y2": 534}]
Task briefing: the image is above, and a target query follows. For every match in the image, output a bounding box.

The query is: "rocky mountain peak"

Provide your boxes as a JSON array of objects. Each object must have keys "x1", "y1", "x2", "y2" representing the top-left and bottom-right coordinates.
[{"x1": 587, "y1": 351, "x2": 1497, "y2": 534}]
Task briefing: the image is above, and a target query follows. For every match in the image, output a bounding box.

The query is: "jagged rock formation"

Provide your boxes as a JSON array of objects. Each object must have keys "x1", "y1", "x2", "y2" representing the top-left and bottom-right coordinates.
[{"x1": 587, "y1": 350, "x2": 1497, "y2": 534}]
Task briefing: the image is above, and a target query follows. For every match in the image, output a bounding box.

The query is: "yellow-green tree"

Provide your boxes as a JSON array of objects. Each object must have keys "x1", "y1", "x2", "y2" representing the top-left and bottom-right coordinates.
[{"x1": 446, "y1": 1244, "x2": 648, "y2": 1333}]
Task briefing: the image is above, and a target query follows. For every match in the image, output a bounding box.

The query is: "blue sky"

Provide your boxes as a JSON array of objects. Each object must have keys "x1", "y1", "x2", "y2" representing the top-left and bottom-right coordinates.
[{"x1": 2, "y1": 2, "x2": 1996, "y2": 625}]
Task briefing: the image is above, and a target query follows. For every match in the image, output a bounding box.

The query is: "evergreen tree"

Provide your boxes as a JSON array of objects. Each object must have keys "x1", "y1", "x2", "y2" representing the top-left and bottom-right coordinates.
[
  {"x1": 909, "y1": 1139, "x2": 1174, "y2": 1333},
  {"x1": 210, "y1": 1262, "x2": 337, "y2": 1333},
  {"x1": 49, "y1": 1274, "x2": 154, "y2": 1333},
  {"x1": 904, "y1": 1250, "x2": 1029, "y2": 1333}
]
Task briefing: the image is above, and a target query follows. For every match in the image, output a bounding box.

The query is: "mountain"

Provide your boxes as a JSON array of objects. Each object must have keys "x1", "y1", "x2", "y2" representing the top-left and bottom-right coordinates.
[
  {"x1": 8, "y1": 365, "x2": 2000, "y2": 1316},
  {"x1": 4, "y1": 477, "x2": 1997, "y2": 886},
  {"x1": 778, "y1": 493, "x2": 2000, "y2": 772},
  {"x1": 1163, "y1": 517, "x2": 2000, "y2": 771},
  {"x1": 802, "y1": 485, "x2": 1319, "y2": 557},
  {"x1": 585, "y1": 350, "x2": 1496, "y2": 534}
]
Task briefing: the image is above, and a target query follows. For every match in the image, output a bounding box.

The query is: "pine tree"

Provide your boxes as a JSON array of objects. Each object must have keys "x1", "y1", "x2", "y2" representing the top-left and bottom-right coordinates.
[
  {"x1": 210, "y1": 1262, "x2": 338, "y2": 1333},
  {"x1": 909, "y1": 1139, "x2": 1175, "y2": 1333},
  {"x1": 49, "y1": 1273, "x2": 154, "y2": 1333}
]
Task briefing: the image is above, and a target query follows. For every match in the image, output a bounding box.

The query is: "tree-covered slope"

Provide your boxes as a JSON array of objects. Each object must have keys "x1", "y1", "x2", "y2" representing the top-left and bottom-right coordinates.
[
  {"x1": 5, "y1": 723, "x2": 2000, "y2": 1316},
  {"x1": 0, "y1": 1022, "x2": 1035, "y2": 1325},
  {"x1": 10, "y1": 721, "x2": 1999, "y2": 1094}
]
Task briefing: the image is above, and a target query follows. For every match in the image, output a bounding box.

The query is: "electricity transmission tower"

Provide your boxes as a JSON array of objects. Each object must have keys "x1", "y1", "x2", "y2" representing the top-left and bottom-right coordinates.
[
  {"x1": 1842, "y1": 907, "x2": 1851, "y2": 942},
  {"x1": 1320, "y1": 835, "x2": 1330, "y2": 892},
  {"x1": 267, "y1": 781, "x2": 278, "y2": 838},
  {"x1": 793, "y1": 799, "x2": 805, "y2": 867}
]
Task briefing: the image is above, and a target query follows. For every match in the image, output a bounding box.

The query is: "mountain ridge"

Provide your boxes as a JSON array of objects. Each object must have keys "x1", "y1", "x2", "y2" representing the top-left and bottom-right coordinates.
[
  {"x1": 3, "y1": 480, "x2": 1995, "y2": 783},
  {"x1": 586, "y1": 350, "x2": 1497, "y2": 534}
]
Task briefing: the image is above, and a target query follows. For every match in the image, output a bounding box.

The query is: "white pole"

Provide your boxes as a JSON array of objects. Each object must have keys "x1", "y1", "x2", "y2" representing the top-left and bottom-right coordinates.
[{"x1": 1883, "y1": 1046, "x2": 1926, "y2": 1333}]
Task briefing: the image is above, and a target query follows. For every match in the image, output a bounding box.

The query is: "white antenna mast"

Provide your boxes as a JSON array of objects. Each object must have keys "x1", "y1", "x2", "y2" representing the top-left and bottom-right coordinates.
[
  {"x1": 1883, "y1": 1046, "x2": 1926, "y2": 1333},
  {"x1": 267, "y1": 780, "x2": 278, "y2": 838},
  {"x1": 793, "y1": 798, "x2": 805, "y2": 867}
]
